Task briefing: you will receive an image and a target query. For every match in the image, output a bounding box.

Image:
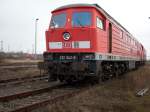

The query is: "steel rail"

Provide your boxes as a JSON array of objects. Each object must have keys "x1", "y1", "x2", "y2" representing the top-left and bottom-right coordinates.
[
  {"x1": 0, "y1": 75, "x2": 113, "y2": 112},
  {"x1": 0, "y1": 82, "x2": 63, "y2": 102},
  {"x1": 0, "y1": 74, "x2": 48, "y2": 84},
  {"x1": 8, "y1": 87, "x2": 87, "y2": 112},
  {"x1": 0, "y1": 75, "x2": 48, "y2": 88},
  {"x1": 0, "y1": 65, "x2": 37, "y2": 69}
]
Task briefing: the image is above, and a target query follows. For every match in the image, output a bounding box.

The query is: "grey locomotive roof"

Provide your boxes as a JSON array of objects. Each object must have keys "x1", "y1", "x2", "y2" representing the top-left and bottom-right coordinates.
[{"x1": 53, "y1": 3, "x2": 132, "y2": 36}]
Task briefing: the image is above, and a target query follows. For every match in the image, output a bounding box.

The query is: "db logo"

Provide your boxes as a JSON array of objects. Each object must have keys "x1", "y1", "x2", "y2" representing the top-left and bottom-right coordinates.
[{"x1": 63, "y1": 32, "x2": 71, "y2": 40}]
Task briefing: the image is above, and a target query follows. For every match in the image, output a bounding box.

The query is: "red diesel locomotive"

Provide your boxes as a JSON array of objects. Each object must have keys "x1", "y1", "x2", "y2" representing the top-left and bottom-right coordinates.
[{"x1": 43, "y1": 4, "x2": 146, "y2": 83}]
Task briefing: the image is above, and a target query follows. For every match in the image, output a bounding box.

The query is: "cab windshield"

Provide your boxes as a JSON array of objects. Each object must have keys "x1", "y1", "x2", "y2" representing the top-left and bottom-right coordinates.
[
  {"x1": 50, "y1": 13, "x2": 66, "y2": 28},
  {"x1": 72, "y1": 12, "x2": 91, "y2": 27}
]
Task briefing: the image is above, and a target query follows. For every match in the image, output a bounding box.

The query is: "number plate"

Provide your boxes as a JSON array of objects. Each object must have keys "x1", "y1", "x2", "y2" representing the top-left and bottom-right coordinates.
[{"x1": 62, "y1": 42, "x2": 72, "y2": 48}]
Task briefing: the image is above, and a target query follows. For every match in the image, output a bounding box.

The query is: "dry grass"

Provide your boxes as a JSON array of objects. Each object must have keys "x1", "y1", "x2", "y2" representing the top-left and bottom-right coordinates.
[
  {"x1": 0, "y1": 59, "x2": 43, "y2": 80},
  {"x1": 32, "y1": 64, "x2": 150, "y2": 112},
  {"x1": 0, "y1": 67, "x2": 40, "y2": 80},
  {"x1": 0, "y1": 59, "x2": 41, "y2": 66}
]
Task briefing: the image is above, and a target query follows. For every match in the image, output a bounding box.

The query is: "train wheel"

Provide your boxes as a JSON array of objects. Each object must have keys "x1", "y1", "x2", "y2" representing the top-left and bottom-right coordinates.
[
  {"x1": 65, "y1": 75, "x2": 77, "y2": 84},
  {"x1": 66, "y1": 79, "x2": 74, "y2": 84},
  {"x1": 58, "y1": 75, "x2": 64, "y2": 82},
  {"x1": 94, "y1": 76, "x2": 101, "y2": 84},
  {"x1": 48, "y1": 73, "x2": 57, "y2": 82},
  {"x1": 94, "y1": 72, "x2": 105, "y2": 84}
]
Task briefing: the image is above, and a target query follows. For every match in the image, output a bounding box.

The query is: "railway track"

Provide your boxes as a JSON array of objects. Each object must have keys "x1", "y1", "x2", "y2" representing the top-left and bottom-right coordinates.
[
  {"x1": 0, "y1": 81, "x2": 62, "y2": 111},
  {"x1": 0, "y1": 75, "x2": 48, "y2": 88},
  {"x1": 0, "y1": 81, "x2": 90, "y2": 112},
  {"x1": 8, "y1": 89, "x2": 83, "y2": 112},
  {"x1": 0, "y1": 83, "x2": 62, "y2": 102},
  {"x1": 0, "y1": 69, "x2": 115, "y2": 112},
  {"x1": 0, "y1": 65, "x2": 37, "y2": 69}
]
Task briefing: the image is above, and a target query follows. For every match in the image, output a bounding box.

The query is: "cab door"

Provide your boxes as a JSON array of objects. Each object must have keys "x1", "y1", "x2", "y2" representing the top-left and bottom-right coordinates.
[{"x1": 108, "y1": 23, "x2": 112, "y2": 53}]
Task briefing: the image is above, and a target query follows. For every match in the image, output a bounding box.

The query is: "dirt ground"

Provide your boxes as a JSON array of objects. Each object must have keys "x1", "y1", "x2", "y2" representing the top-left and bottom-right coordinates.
[
  {"x1": 0, "y1": 59, "x2": 43, "y2": 80},
  {"x1": 0, "y1": 59, "x2": 41, "y2": 66},
  {"x1": 0, "y1": 68, "x2": 41, "y2": 80},
  {"x1": 33, "y1": 64, "x2": 150, "y2": 112},
  {"x1": 1, "y1": 59, "x2": 150, "y2": 112}
]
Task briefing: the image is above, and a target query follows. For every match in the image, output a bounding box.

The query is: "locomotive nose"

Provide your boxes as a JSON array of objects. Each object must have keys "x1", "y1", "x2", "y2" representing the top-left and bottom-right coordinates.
[{"x1": 46, "y1": 27, "x2": 94, "y2": 51}]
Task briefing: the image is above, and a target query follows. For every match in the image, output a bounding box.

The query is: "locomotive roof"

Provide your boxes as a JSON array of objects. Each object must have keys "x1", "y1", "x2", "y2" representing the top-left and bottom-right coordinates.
[
  {"x1": 53, "y1": 4, "x2": 141, "y2": 45},
  {"x1": 53, "y1": 4, "x2": 129, "y2": 32}
]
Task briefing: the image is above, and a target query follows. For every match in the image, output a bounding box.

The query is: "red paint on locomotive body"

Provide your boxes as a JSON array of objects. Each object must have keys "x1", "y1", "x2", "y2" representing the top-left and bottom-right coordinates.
[
  {"x1": 46, "y1": 7, "x2": 97, "y2": 53},
  {"x1": 45, "y1": 4, "x2": 146, "y2": 61}
]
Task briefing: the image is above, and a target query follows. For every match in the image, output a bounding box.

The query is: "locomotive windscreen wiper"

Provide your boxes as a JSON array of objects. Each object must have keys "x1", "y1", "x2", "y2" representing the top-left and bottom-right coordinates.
[
  {"x1": 50, "y1": 18, "x2": 56, "y2": 28},
  {"x1": 77, "y1": 18, "x2": 84, "y2": 28}
]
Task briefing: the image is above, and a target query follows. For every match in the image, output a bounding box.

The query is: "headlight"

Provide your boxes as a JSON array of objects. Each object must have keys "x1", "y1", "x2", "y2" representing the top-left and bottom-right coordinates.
[{"x1": 63, "y1": 32, "x2": 71, "y2": 40}]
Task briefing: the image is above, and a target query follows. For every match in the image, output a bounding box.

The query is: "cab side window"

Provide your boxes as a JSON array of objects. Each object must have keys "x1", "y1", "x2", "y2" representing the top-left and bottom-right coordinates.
[{"x1": 96, "y1": 17, "x2": 104, "y2": 30}]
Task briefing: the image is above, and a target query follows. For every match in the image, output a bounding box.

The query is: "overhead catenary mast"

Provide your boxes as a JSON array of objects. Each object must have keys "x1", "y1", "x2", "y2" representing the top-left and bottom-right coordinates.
[
  {"x1": 0, "y1": 40, "x2": 3, "y2": 52},
  {"x1": 8, "y1": 45, "x2": 10, "y2": 52},
  {"x1": 35, "y1": 18, "x2": 39, "y2": 57}
]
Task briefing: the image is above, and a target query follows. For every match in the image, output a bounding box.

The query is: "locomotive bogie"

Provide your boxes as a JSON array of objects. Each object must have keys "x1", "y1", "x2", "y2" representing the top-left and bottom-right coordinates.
[{"x1": 47, "y1": 61, "x2": 97, "y2": 82}]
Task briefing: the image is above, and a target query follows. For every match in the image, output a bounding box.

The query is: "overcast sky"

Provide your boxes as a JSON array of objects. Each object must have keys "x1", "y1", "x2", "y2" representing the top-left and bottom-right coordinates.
[{"x1": 0, "y1": 0, "x2": 150, "y2": 57}]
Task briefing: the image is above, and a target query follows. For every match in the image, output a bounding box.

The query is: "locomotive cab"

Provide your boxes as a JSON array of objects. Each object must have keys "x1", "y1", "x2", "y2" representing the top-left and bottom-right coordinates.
[{"x1": 46, "y1": 7, "x2": 97, "y2": 53}]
